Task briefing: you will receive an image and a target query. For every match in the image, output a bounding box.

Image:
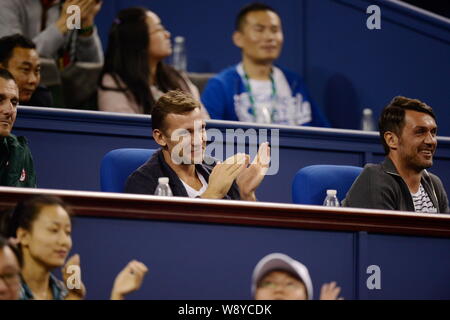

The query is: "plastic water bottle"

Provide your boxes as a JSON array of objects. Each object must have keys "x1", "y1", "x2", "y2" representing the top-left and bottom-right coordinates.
[
  {"x1": 361, "y1": 108, "x2": 376, "y2": 131},
  {"x1": 172, "y1": 36, "x2": 187, "y2": 72},
  {"x1": 323, "y1": 189, "x2": 340, "y2": 207},
  {"x1": 154, "y1": 177, "x2": 173, "y2": 197}
]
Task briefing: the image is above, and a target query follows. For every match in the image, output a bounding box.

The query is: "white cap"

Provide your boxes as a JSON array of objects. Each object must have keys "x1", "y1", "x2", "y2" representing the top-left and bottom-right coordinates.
[
  {"x1": 174, "y1": 36, "x2": 184, "y2": 43},
  {"x1": 326, "y1": 189, "x2": 337, "y2": 196},
  {"x1": 363, "y1": 108, "x2": 373, "y2": 116},
  {"x1": 251, "y1": 253, "x2": 313, "y2": 300},
  {"x1": 158, "y1": 177, "x2": 169, "y2": 184}
]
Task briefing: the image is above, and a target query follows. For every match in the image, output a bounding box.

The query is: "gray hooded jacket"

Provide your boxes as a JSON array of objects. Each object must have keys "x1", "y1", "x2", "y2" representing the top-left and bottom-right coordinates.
[{"x1": 343, "y1": 157, "x2": 449, "y2": 213}]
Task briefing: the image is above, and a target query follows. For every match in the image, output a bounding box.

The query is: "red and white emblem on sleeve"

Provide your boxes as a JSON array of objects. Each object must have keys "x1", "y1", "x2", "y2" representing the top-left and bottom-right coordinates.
[{"x1": 19, "y1": 169, "x2": 26, "y2": 182}]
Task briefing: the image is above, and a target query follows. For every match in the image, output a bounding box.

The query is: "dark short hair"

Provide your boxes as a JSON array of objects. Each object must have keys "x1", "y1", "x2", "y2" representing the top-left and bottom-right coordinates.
[
  {"x1": 0, "y1": 68, "x2": 16, "y2": 83},
  {"x1": 235, "y1": 2, "x2": 278, "y2": 31},
  {"x1": 0, "y1": 195, "x2": 72, "y2": 266},
  {"x1": 0, "y1": 195, "x2": 71, "y2": 239},
  {"x1": 378, "y1": 96, "x2": 436, "y2": 154},
  {"x1": 0, "y1": 34, "x2": 36, "y2": 66},
  {"x1": 0, "y1": 235, "x2": 22, "y2": 268},
  {"x1": 151, "y1": 90, "x2": 200, "y2": 133}
]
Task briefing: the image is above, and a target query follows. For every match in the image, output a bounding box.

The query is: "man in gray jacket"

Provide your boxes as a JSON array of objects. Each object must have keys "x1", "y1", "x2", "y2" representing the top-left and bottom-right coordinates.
[
  {"x1": 0, "y1": 0, "x2": 103, "y2": 64},
  {"x1": 343, "y1": 96, "x2": 449, "y2": 213}
]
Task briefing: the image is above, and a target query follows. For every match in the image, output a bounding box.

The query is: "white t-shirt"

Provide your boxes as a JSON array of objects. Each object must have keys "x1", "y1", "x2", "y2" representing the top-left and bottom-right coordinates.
[
  {"x1": 410, "y1": 184, "x2": 437, "y2": 213},
  {"x1": 247, "y1": 79, "x2": 274, "y2": 123},
  {"x1": 180, "y1": 171, "x2": 208, "y2": 198},
  {"x1": 234, "y1": 63, "x2": 312, "y2": 125}
]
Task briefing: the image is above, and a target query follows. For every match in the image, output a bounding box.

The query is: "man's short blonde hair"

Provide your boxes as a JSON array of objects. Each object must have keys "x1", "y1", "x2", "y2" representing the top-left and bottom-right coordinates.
[{"x1": 151, "y1": 90, "x2": 201, "y2": 132}]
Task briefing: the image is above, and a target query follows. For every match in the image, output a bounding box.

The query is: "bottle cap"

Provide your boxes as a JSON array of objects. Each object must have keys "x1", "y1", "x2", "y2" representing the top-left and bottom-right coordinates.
[
  {"x1": 363, "y1": 108, "x2": 372, "y2": 116},
  {"x1": 174, "y1": 36, "x2": 184, "y2": 43},
  {"x1": 326, "y1": 189, "x2": 337, "y2": 196},
  {"x1": 158, "y1": 177, "x2": 169, "y2": 184}
]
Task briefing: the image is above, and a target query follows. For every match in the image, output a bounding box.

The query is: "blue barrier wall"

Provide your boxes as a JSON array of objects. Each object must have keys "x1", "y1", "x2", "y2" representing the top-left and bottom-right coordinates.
[
  {"x1": 95, "y1": 0, "x2": 450, "y2": 135},
  {"x1": 306, "y1": 0, "x2": 450, "y2": 134},
  {"x1": 357, "y1": 232, "x2": 450, "y2": 299},
  {"x1": 12, "y1": 107, "x2": 450, "y2": 204},
  {"x1": 71, "y1": 216, "x2": 356, "y2": 300},
  {"x1": 69, "y1": 214, "x2": 450, "y2": 300},
  {"x1": 2, "y1": 187, "x2": 449, "y2": 300}
]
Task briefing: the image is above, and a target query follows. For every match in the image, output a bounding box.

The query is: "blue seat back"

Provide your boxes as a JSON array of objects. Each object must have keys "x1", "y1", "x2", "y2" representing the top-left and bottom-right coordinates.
[
  {"x1": 292, "y1": 165, "x2": 363, "y2": 205},
  {"x1": 100, "y1": 148, "x2": 156, "y2": 192}
]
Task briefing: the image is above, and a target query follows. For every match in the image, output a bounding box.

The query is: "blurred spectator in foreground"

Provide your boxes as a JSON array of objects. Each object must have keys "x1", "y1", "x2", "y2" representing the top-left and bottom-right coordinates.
[
  {"x1": 252, "y1": 253, "x2": 343, "y2": 300},
  {"x1": 0, "y1": 235, "x2": 22, "y2": 300},
  {"x1": 0, "y1": 195, "x2": 148, "y2": 300}
]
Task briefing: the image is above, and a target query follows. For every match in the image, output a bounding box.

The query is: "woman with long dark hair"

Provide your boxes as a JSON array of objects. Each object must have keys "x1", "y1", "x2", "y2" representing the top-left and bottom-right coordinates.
[{"x1": 98, "y1": 7, "x2": 206, "y2": 116}]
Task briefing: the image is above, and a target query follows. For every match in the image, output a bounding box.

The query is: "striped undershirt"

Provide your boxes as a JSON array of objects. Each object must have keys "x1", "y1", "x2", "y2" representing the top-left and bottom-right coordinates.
[{"x1": 410, "y1": 184, "x2": 437, "y2": 213}]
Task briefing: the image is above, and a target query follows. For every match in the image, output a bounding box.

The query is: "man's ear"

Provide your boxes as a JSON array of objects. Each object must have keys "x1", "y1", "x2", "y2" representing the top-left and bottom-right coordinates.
[
  {"x1": 232, "y1": 31, "x2": 244, "y2": 49},
  {"x1": 16, "y1": 227, "x2": 30, "y2": 247},
  {"x1": 384, "y1": 131, "x2": 399, "y2": 151},
  {"x1": 153, "y1": 129, "x2": 167, "y2": 147}
]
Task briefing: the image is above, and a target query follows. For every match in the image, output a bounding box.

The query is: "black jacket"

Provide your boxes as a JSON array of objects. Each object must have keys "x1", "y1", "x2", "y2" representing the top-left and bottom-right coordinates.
[
  {"x1": 125, "y1": 149, "x2": 241, "y2": 200},
  {"x1": 27, "y1": 86, "x2": 53, "y2": 107},
  {"x1": 343, "y1": 157, "x2": 449, "y2": 213}
]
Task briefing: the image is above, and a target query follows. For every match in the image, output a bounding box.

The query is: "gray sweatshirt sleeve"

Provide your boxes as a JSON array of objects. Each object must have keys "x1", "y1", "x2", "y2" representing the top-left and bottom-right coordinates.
[
  {"x1": 430, "y1": 174, "x2": 450, "y2": 214},
  {"x1": 0, "y1": 0, "x2": 26, "y2": 38},
  {"x1": 0, "y1": 0, "x2": 65, "y2": 58},
  {"x1": 34, "y1": 24, "x2": 66, "y2": 58},
  {"x1": 76, "y1": 27, "x2": 104, "y2": 63},
  {"x1": 0, "y1": 0, "x2": 103, "y2": 62},
  {"x1": 35, "y1": 26, "x2": 104, "y2": 62}
]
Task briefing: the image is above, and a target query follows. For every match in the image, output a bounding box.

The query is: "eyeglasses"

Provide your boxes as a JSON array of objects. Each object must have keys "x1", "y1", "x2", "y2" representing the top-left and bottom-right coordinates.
[
  {"x1": 0, "y1": 272, "x2": 21, "y2": 287},
  {"x1": 258, "y1": 280, "x2": 303, "y2": 291}
]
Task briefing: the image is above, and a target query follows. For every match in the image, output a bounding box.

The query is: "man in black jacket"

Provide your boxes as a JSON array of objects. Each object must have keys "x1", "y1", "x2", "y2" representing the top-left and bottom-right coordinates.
[
  {"x1": 343, "y1": 96, "x2": 448, "y2": 213},
  {"x1": 125, "y1": 90, "x2": 270, "y2": 200},
  {"x1": 0, "y1": 68, "x2": 36, "y2": 187}
]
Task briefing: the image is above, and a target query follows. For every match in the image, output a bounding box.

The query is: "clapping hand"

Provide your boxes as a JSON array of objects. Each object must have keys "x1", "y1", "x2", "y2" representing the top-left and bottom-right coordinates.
[
  {"x1": 57, "y1": 0, "x2": 102, "y2": 33},
  {"x1": 111, "y1": 260, "x2": 148, "y2": 300},
  {"x1": 62, "y1": 254, "x2": 87, "y2": 300},
  {"x1": 236, "y1": 142, "x2": 271, "y2": 201},
  {"x1": 201, "y1": 153, "x2": 248, "y2": 199},
  {"x1": 319, "y1": 281, "x2": 344, "y2": 300}
]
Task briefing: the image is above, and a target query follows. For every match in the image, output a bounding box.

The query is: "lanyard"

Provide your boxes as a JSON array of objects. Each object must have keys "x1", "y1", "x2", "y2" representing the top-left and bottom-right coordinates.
[{"x1": 242, "y1": 69, "x2": 278, "y2": 123}]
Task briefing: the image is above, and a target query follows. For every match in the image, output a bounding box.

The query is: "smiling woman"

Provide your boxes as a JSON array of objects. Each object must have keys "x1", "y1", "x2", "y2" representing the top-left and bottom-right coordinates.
[
  {"x1": 0, "y1": 195, "x2": 74, "y2": 300},
  {"x1": 0, "y1": 194, "x2": 149, "y2": 300},
  {"x1": 98, "y1": 7, "x2": 205, "y2": 116}
]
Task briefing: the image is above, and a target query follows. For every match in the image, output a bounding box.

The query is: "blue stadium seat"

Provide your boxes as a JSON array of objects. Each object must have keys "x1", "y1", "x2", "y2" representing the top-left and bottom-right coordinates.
[
  {"x1": 100, "y1": 148, "x2": 156, "y2": 192},
  {"x1": 292, "y1": 165, "x2": 363, "y2": 205}
]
